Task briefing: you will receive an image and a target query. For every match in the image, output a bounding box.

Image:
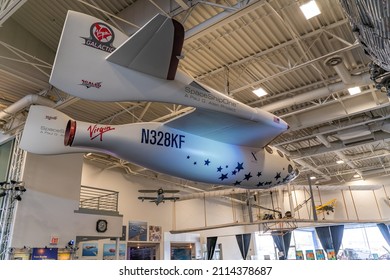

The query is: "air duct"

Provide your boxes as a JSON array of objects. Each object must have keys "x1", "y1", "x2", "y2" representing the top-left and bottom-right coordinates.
[
  {"x1": 259, "y1": 72, "x2": 372, "y2": 112},
  {"x1": 0, "y1": 92, "x2": 55, "y2": 122},
  {"x1": 260, "y1": 54, "x2": 373, "y2": 113},
  {"x1": 336, "y1": 126, "x2": 372, "y2": 141},
  {"x1": 325, "y1": 56, "x2": 354, "y2": 85}
]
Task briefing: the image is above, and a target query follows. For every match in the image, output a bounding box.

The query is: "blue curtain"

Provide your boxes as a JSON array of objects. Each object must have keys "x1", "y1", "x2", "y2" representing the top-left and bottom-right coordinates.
[
  {"x1": 377, "y1": 223, "x2": 390, "y2": 247},
  {"x1": 272, "y1": 231, "x2": 292, "y2": 259},
  {"x1": 206, "y1": 236, "x2": 217, "y2": 260},
  {"x1": 235, "y1": 234, "x2": 251, "y2": 260},
  {"x1": 315, "y1": 225, "x2": 344, "y2": 256}
]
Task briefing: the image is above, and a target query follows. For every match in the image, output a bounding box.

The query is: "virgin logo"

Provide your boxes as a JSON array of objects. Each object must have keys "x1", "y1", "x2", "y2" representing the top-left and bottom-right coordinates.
[{"x1": 88, "y1": 124, "x2": 115, "y2": 141}]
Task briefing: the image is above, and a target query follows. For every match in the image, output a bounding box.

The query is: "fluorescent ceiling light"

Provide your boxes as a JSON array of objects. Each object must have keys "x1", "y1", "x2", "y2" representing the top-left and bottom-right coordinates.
[
  {"x1": 353, "y1": 174, "x2": 360, "y2": 178},
  {"x1": 310, "y1": 176, "x2": 316, "y2": 180},
  {"x1": 336, "y1": 160, "x2": 344, "y2": 164},
  {"x1": 348, "y1": 86, "x2": 361, "y2": 95},
  {"x1": 252, "y1": 87, "x2": 268, "y2": 97},
  {"x1": 300, "y1": 1, "x2": 321, "y2": 20}
]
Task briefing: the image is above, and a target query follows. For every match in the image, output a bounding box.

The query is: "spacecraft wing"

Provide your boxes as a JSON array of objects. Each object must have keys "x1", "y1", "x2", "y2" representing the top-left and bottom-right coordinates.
[{"x1": 165, "y1": 108, "x2": 285, "y2": 148}]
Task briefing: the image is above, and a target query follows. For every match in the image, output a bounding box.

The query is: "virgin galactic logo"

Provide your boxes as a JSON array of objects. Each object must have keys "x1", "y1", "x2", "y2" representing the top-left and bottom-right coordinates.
[{"x1": 81, "y1": 22, "x2": 116, "y2": 53}]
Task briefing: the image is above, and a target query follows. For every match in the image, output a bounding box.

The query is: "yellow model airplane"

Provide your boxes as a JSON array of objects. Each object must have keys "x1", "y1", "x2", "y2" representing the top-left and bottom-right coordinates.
[{"x1": 316, "y1": 199, "x2": 336, "y2": 215}]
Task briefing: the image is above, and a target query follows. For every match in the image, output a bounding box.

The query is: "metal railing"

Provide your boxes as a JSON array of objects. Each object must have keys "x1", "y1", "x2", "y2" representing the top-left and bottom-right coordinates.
[{"x1": 79, "y1": 185, "x2": 119, "y2": 212}]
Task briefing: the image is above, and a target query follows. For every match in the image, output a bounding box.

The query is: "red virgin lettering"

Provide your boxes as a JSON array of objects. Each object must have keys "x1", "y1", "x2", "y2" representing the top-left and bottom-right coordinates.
[{"x1": 88, "y1": 124, "x2": 115, "y2": 141}]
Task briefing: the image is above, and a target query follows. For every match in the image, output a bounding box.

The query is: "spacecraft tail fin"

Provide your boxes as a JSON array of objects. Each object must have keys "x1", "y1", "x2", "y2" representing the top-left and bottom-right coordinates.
[{"x1": 106, "y1": 14, "x2": 184, "y2": 80}]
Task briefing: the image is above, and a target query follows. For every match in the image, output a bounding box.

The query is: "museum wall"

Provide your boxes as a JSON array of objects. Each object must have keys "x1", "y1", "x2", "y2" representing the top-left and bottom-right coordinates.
[
  {"x1": 11, "y1": 152, "x2": 388, "y2": 258},
  {"x1": 81, "y1": 160, "x2": 247, "y2": 260},
  {"x1": 251, "y1": 182, "x2": 390, "y2": 222},
  {"x1": 11, "y1": 153, "x2": 123, "y2": 249},
  {"x1": 12, "y1": 153, "x2": 83, "y2": 248}
]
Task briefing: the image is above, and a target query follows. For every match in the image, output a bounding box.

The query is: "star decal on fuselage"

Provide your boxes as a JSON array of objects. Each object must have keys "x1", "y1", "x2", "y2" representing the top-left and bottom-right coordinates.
[
  {"x1": 219, "y1": 173, "x2": 228, "y2": 181},
  {"x1": 235, "y1": 162, "x2": 244, "y2": 172},
  {"x1": 243, "y1": 172, "x2": 252, "y2": 181}
]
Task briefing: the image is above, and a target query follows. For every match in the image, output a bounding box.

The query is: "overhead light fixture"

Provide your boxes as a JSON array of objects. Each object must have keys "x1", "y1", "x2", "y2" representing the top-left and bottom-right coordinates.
[
  {"x1": 310, "y1": 176, "x2": 316, "y2": 180},
  {"x1": 300, "y1": 1, "x2": 321, "y2": 20},
  {"x1": 336, "y1": 160, "x2": 344, "y2": 164},
  {"x1": 348, "y1": 86, "x2": 361, "y2": 95},
  {"x1": 353, "y1": 174, "x2": 360, "y2": 178},
  {"x1": 252, "y1": 87, "x2": 268, "y2": 97}
]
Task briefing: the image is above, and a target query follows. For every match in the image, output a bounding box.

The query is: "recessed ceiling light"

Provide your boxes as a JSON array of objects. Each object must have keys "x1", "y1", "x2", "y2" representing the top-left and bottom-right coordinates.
[
  {"x1": 310, "y1": 176, "x2": 316, "y2": 180},
  {"x1": 300, "y1": 1, "x2": 321, "y2": 20},
  {"x1": 353, "y1": 174, "x2": 360, "y2": 178},
  {"x1": 252, "y1": 87, "x2": 268, "y2": 97},
  {"x1": 348, "y1": 86, "x2": 361, "y2": 95},
  {"x1": 336, "y1": 160, "x2": 344, "y2": 164}
]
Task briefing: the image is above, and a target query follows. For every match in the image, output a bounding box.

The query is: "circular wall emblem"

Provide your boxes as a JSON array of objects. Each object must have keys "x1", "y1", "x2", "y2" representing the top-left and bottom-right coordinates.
[{"x1": 91, "y1": 22, "x2": 114, "y2": 44}]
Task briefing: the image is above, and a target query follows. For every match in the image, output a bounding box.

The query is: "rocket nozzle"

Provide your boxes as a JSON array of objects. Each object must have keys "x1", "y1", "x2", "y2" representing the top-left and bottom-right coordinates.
[{"x1": 65, "y1": 120, "x2": 76, "y2": 146}]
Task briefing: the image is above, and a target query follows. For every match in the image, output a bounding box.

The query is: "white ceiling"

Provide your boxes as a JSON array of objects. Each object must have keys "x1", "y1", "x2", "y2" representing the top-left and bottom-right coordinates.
[{"x1": 0, "y1": 0, "x2": 389, "y2": 192}]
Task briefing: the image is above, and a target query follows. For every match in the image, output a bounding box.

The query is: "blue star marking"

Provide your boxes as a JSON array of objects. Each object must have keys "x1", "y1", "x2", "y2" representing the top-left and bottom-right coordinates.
[
  {"x1": 204, "y1": 159, "x2": 211, "y2": 166},
  {"x1": 275, "y1": 172, "x2": 281, "y2": 180},
  {"x1": 219, "y1": 173, "x2": 228, "y2": 181},
  {"x1": 217, "y1": 166, "x2": 223, "y2": 172},
  {"x1": 234, "y1": 181, "x2": 241, "y2": 186},
  {"x1": 257, "y1": 172, "x2": 262, "y2": 177},
  {"x1": 243, "y1": 172, "x2": 252, "y2": 181},
  {"x1": 235, "y1": 162, "x2": 244, "y2": 172}
]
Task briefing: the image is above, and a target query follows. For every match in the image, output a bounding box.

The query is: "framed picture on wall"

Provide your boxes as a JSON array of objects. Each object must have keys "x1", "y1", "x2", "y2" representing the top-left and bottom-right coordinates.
[
  {"x1": 326, "y1": 249, "x2": 337, "y2": 260},
  {"x1": 305, "y1": 250, "x2": 315, "y2": 260},
  {"x1": 128, "y1": 221, "x2": 147, "y2": 241},
  {"x1": 295, "y1": 250, "x2": 304, "y2": 260},
  {"x1": 149, "y1": 225, "x2": 162, "y2": 242},
  {"x1": 315, "y1": 249, "x2": 326, "y2": 260},
  {"x1": 82, "y1": 242, "x2": 98, "y2": 257},
  {"x1": 103, "y1": 243, "x2": 126, "y2": 260}
]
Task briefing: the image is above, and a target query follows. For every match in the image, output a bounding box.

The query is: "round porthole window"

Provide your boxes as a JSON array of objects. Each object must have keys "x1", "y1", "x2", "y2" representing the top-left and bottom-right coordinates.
[{"x1": 265, "y1": 146, "x2": 273, "y2": 154}]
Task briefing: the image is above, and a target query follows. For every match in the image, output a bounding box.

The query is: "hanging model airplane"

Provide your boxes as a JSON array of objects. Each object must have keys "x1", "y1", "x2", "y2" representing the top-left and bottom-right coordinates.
[
  {"x1": 19, "y1": 11, "x2": 299, "y2": 190},
  {"x1": 138, "y1": 188, "x2": 180, "y2": 205},
  {"x1": 315, "y1": 198, "x2": 336, "y2": 215}
]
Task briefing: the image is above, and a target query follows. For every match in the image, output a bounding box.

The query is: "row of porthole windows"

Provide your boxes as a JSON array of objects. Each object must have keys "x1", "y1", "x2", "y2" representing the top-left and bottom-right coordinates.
[{"x1": 265, "y1": 145, "x2": 291, "y2": 161}]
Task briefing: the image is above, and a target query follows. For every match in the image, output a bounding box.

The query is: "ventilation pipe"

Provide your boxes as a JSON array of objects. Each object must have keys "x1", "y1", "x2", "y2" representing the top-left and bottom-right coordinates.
[
  {"x1": 0, "y1": 92, "x2": 55, "y2": 122},
  {"x1": 260, "y1": 64, "x2": 372, "y2": 112},
  {"x1": 325, "y1": 56, "x2": 354, "y2": 85}
]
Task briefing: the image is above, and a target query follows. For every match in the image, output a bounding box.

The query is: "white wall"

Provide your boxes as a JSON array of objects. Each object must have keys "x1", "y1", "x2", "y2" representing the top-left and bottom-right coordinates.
[
  {"x1": 12, "y1": 153, "x2": 83, "y2": 248},
  {"x1": 12, "y1": 154, "x2": 389, "y2": 259},
  {"x1": 81, "y1": 160, "x2": 246, "y2": 259},
  {"x1": 250, "y1": 183, "x2": 390, "y2": 222},
  {"x1": 11, "y1": 153, "x2": 123, "y2": 249}
]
